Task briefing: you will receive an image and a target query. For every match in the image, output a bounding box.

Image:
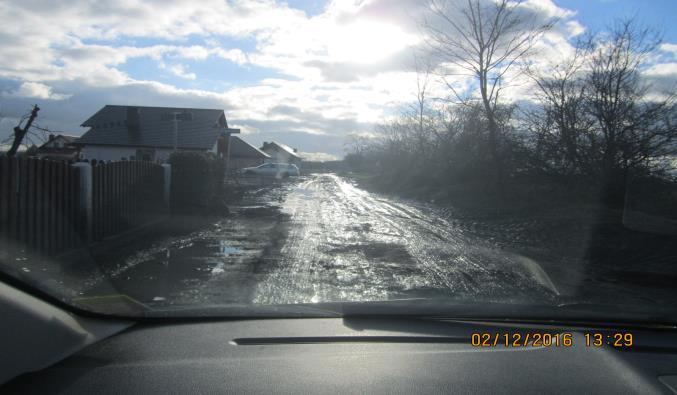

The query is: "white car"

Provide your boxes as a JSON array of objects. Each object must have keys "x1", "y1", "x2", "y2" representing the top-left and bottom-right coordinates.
[{"x1": 241, "y1": 163, "x2": 300, "y2": 178}]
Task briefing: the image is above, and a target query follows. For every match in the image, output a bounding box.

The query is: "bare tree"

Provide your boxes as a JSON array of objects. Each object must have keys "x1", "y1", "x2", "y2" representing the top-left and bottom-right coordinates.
[
  {"x1": 424, "y1": 0, "x2": 552, "y2": 189},
  {"x1": 344, "y1": 133, "x2": 372, "y2": 157},
  {"x1": 413, "y1": 53, "x2": 433, "y2": 138},
  {"x1": 6, "y1": 105, "x2": 40, "y2": 157},
  {"x1": 584, "y1": 19, "x2": 676, "y2": 200},
  {"x1": 524, "y1": 18, "x2": 676, "y2": 206},
  {"x1": 527, "y1": 44, "x2": 595, "y2": 176},
  {"x1": 407, "y1": 52, "x2": 441, "y2": 160}
]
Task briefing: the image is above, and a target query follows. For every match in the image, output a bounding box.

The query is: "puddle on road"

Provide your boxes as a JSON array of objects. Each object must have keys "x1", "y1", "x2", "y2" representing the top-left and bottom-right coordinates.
[
  {"x1": 210, "y1": 262, "x2": 226, "y2": 274},
  {"x1": 80, "y1": 184, "x2": 296, "y2": 308},
  {"x1": 219, "y1": 241, "x2": 242, "y2": 256},
  {"x1": 82, "y1": 217, "x2": 275, "y2": 307},
  {"x1": 294, "y1": 186, "x2": 315, "y2": 200}
]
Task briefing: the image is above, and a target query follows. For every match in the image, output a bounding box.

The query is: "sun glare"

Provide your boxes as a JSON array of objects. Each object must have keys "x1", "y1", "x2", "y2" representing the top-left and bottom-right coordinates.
[{"x1": 327, "y1": 21, "x2": 418, "y2": 64}]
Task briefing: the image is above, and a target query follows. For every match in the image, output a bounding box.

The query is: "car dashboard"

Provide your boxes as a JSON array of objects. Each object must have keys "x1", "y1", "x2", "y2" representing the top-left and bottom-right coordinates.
[{"x1": 4, "y1": 314, "x2": 677, "y2": 394}]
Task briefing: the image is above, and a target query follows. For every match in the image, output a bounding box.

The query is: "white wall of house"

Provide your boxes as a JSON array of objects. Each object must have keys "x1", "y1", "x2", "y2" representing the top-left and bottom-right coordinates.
[
  {"x1": 42, "y1": 136, "x2": 72, "y2": 149},
  {"x1": 263, "y1": 149, "x2": 300, "y2": 164},
  {"x1": 264, "y1": 151, "x2": 284, "y2": 163},
  {"x1": 80, "y1": 140, "x2": 229, "y2": 162},
  {"x1": 152, "y1": 148, "x2": 175, "y2": 161},
  {"x1": 80, "y1": 145, "x2": 175, "y2": 162},
  {"x1": 80, "y1": 146, "x2": 135, "y2": 161}
]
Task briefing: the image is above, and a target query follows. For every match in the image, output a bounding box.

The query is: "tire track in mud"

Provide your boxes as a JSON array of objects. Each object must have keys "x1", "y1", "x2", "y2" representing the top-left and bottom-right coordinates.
[{"x1": 253, "y1": 174, "x2": 554, "y2": 304}]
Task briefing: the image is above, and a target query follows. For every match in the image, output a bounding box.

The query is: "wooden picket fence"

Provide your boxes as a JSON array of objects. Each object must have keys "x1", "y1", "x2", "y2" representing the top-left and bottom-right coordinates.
[
  {"x1": 91, "y1": 160, "x2": 166, "y2": 241},
  {"x1": 1, "y1": 157, "x2": 168, "y2": 256},
  {"x1": 0, "y1": 157, "x2": 83, "y2": 256}
]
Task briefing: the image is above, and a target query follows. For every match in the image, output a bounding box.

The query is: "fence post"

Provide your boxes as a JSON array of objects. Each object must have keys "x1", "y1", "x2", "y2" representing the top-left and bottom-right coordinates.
[
  {"x1": 162, "y1": 164, "x2": 171, "y2": 209},
  {"x1": 72, "y1": 162, "x2": 92, "y2": 243}
]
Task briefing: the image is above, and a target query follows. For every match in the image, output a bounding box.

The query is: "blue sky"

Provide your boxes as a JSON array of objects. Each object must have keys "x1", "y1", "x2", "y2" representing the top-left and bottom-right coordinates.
[
  {"x1": 558, "y1": 0, "x2": 677, "y2": 41},
  {"x1": 0, "y1": 0, "x2": 675, "y2": 160}
]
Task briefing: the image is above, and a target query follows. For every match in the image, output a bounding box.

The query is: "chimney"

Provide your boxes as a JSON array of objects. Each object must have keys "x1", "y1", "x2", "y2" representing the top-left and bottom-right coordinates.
[
  {"x1": 126, "y1": 106, "x2": 140, "y2": 133},
  {"x1": 293, "y1": 148, "x2": 298, "y2": 153},
  {"x1": 48, "y1": 134, "x2": 55, "y2": 141}
]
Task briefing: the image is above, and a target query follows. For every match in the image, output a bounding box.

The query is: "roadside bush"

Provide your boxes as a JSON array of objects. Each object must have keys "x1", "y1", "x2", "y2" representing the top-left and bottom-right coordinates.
[
  {"x1": 626, "y1": 175, "x2": 677, "y2": 219},
  {"x1": 169, "y1": 152, "x2": 226, "y2": 214}
]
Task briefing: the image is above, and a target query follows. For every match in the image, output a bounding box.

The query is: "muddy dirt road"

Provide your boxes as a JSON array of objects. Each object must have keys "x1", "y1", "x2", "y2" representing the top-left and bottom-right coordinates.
[
  {"x1": 82, "y1": 174, "x2": 559, "y2": 308},
  {"x1": 252, "y1": 174, "x2": 556, "y2": 304}
]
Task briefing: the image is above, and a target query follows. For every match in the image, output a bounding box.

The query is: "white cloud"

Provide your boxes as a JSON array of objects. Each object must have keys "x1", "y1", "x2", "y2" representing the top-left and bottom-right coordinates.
[
  {"x1": 644, "y1": 63, "x2": 677, "y2": 77},
  {"x1": 516, "y1": 0, "x2": 576, "y2": 19},
  {"x1": 660, "y1": 43, "x2": 677, "y2": 56},
  {"x1": 0, "y1": 0, "x2": 640, "y2": 159},
  {"x1": 212, "y1": 48, "x2": 248, "y2": 65},
  {"x1": 4, "y1": 82, "x2": 71, "y2": 100},
  {"x1": 160, "y1": 62, "x2": 197, "y2": 80},
  {"x1": 229, "y1": 123, "x2": 260, "y2": 135},
  {"x1": 564, "y1": 20, "x2": 586, "y2": 37}
]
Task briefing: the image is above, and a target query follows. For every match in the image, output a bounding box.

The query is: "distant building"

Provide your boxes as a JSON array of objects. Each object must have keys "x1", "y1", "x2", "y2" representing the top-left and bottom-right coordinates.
[
  {"x1": 228, "y1": 136, "x2": 270, "y2": 169},
  {"x1": 36, "y1": 134, "x2": 80, "y2": 160},
  {"x1": 74, "y1": 105, "x2": 240, "y2": 162},
  {"x1": 260, "y1": 141, "x2": 302, "y2": 165}
]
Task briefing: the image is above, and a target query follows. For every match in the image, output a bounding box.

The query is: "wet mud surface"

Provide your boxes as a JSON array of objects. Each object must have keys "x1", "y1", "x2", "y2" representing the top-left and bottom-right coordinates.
[
  {"x1": 77, "y1": 174, "x2": 677, "y2": 310},
  {"x1": 80, "y1": 174, "x2": 556, "y2": 308}
]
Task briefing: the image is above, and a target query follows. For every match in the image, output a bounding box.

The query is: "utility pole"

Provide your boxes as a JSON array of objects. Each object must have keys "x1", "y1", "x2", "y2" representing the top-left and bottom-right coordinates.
[{"x1": 7, "y1": 105, "x2": 40, "y2": 157}]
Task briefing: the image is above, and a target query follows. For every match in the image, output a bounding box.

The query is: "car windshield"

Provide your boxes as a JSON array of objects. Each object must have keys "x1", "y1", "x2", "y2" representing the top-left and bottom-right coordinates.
[{"x1": 0, "y1": 0, "x2": 676, "y2": 322}]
